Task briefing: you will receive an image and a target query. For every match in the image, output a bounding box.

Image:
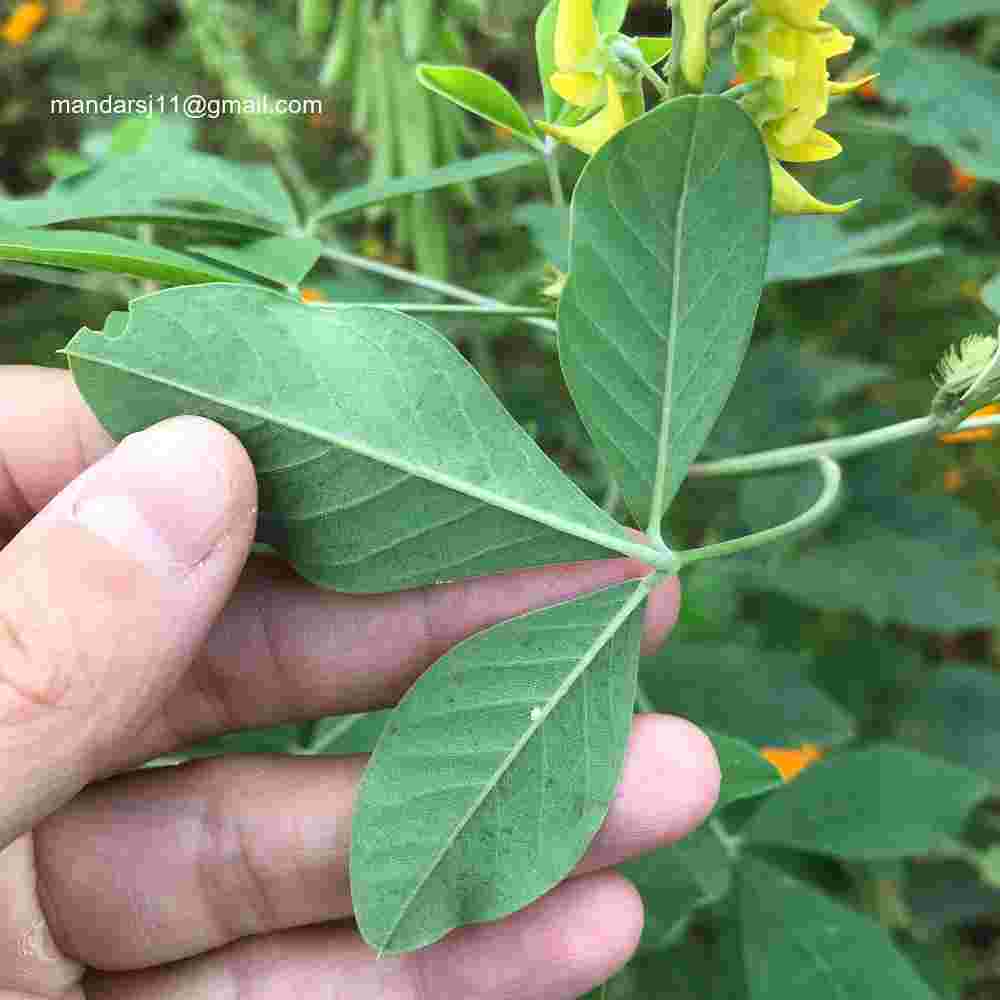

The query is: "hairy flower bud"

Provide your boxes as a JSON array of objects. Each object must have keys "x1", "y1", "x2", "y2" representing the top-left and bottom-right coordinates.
[{"x1": 931, "y1": 329, "x2": 1000, "y2": 429}]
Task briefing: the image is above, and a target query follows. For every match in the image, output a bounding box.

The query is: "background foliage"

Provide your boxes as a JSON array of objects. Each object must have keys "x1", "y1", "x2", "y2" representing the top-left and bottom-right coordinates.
[{"x1": 2, "y1": 0, "x2": 1000, "y2": 996}]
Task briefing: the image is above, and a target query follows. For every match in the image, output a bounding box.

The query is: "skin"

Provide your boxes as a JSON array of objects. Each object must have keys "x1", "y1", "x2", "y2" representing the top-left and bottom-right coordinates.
[{"x1": 0, "y1": 365, "x2": 720, "y2": 1000}]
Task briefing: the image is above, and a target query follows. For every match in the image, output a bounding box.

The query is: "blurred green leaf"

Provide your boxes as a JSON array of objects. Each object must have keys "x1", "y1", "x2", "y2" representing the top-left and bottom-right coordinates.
[
  {"x1": 895, "y1": 665, "x2": 1000, "y2": 786},
  {"x1": 642, "y1": 640, "x2": 855, "y2": 748},
  {"x1": 878, "y1": 45, "x2": 1000, "y2": 183},
  {"x1": 186, "y1": 235, "x2": 323, "y2": 287},
  {"x1": 512, "y1": 202, "x2": 570, "y2": 272},
  {"x1": 618, "y1": 821, "x2": 732, "y2": 950},
  {"x1": 311, "y1": 152, "x2": 538, "y2": 224},
  {"x1": 905, "y1": 858, "x2": 1000, "y2": 933},
  {"x1": 742, "y1": 494, "x2": 1000, "y2": 630},
  {"x1": 887, "y1": 0, "x2": 1000, "y2": 38},
  {"x1": 766, "y1": 215, "x2": 942, "y2": 285},
  {"x1": 745, "y1": 745, "x2": 990, "y2": 860},
  {"x1": 740, "y1": 855, "x2": 938, "y2": 1000},
  {"x1": 0, "y1": 225, "x2": 246, "y2": 285},
  {"x1": 0, "y1": 149, "x2": 295, "y2": 231},
  {"x1": 828, "y1": 0, "x2": 882, "y2": 41}
]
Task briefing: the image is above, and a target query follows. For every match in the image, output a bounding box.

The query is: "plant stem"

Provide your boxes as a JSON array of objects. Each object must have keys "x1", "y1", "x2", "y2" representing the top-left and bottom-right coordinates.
[
  {"x1": 675, "y1": 456, "x2": 842, "y2": 568},
  {"x1": 542, "y1": 136, "x2": 566, "y2": 211},
  {"x1": 636, "y1": 684, "x2": 656, "y2": 713},
  {"x1": 319, "y1": 244, "x2": 559, "y2": 335},
  {"x1": 312, "y1": 302, "x2": 551, "y2": 317},
  {"x1": 636, "y1": 59, "x2": 671, "y2": 100},
  {"x1": 688, "y1": 415, "x2": 944, "y2": 478},
  {"x1": 712, "y1": 0, "x2": 747, "y2": 27}
]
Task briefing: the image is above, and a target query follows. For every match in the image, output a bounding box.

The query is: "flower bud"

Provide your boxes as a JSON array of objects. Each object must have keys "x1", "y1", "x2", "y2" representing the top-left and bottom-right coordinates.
[{"x1": 931, "y1": 329, "x2": 1000, "y2": 429}]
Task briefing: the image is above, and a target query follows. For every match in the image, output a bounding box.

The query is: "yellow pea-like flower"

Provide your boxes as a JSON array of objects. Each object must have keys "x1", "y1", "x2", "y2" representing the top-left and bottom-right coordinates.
[
  {"x1": 554, "y1": 0, "x2": 599, "y2": 73},
  {"x1": 770, "y1": 159, "x2": 858, "y2": 215},
  {"x1": 538, "y1": 75, "x2": 630, "y2": 156},
  {"x1": 754, "y1": 0, "x2": 828, "y2": 30}
]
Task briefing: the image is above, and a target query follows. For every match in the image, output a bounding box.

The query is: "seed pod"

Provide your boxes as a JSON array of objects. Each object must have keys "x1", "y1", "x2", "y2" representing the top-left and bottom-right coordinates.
[
  {"x1": 399, "y1": 0, "x2": 436, "y2": 61},
  {"x1": 319, "y1": 0, "x2": 364, "y2": 87},
  {"x1": 299, "y1": 0, "x2": 334, "y2": 51}
]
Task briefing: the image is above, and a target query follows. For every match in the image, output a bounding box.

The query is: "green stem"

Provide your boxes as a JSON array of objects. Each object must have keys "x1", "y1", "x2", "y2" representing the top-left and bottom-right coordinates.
[
  {"x1": 635, "y1": 59, "x2": 671, "y2": 100},
  {"x1": 542, "y1": 136, "x2": 566, "y2": 212},
  {"x1": 675, "y1": 456, "x2": 842, "y2": 569},
  {"x1": 689, "y1": 416, "x2": 933, "y2": 478},
  {"x1": 311, "y1": 302, "x2": 551, "y2": 317},
  {"x1": 709, "y1": 817, "x2": 743, "y2": 861},
  {"x1": 712, "y1": 0, "x2": 748, "y2": 28},
  {"x1": 319, "y1": 244, "x2": 559, "y2": 335}
]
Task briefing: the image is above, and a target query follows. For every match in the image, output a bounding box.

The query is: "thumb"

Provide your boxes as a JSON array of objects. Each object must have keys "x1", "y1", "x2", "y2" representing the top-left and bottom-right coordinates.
[{"x1": 0, "y1": 416, "x2": 257, "y2": 847}]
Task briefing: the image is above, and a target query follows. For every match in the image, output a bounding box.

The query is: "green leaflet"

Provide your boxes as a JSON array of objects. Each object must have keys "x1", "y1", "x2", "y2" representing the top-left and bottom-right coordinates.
[
  {"x1": 185, "y1": 235, "x2": 323, "y2": 287},
  {"x1": 558, "y1": 96, "x2": 771, "y2": 534},
  {"x1": 641, "y1": 640, "x2": 856, "y2": 749},
  {"x1": 708, "y1": 729, "x2": 783, "y2": 810},
  {"x1": 618, "y1": 821, "x2": 733, "y2": 951},
  {"x1": 417, "y1": 66, "x2": 542, "y2": 149},
  {"x1": 309, "y1": 151, "x2": 538, "y2": 225},
  {"x1": 350, "y1": 579, "x2": 647, "y2": 954},
  {"x1": 64, "y1": 284, "x2": 664, "y2": 593},
  {"x1": 745, "y1": 745, "x2": 990, "y2": 860},
  {"x1": 0, "y1": 148, "x2": 295, "y2": 231},
  {"x1": 878, "y1": 45, "x2": 1000, "y2": 183},
  {"x1": 0, "y1": 225, "x2": 247, "y2": 286},
  {"x1": 740, "y1": 856, "x2": 938, "y2": 1000},
  {"x1": 887, "y1": 0, "x2": 998, "y2": 38}
]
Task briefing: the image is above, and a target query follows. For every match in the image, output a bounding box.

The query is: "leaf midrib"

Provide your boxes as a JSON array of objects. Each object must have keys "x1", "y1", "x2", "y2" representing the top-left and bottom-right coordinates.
[{"x1": 648, "y1": 99, "x2": 702, "y2": 537}]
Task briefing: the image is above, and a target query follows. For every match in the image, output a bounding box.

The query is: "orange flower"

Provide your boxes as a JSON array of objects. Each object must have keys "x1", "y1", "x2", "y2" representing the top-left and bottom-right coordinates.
[
  {"x1": 760, "y1": 743, "x2": 824, "y2": 782},
  {"x1": 950, "y1": 164, "x2": 977, "y2": 195},
  {"x1": 300, "y1": 287, "x2": 328, "y2": 304},
  {"x1": 943, "y1": 467, "x2": 965, "y2": 493},
  {"x1": 938, "y1": 402, "x2": 1000, "y2": 444},
  {"x1": 1, "y1": 1, "x2": 47, "y2": 44}
]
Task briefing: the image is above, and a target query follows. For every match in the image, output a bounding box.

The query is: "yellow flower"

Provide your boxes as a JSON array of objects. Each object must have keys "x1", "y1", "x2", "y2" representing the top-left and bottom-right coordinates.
[
  {"x1": 536, "y1": 0, "x2": 645, "y2": 156},
  {"x1": 1, "y1": 1, "x2": 47, "y2": 45},
  {"x1": 538, "y1": 75, "x2": 633, "y2": 156},
  {"x1": 733, "y1": 1, "x2": 859, "y2": 215},
  {"x1": 754, "y1": 0, "x2": 828, "y2": 30},
  {"x1": 761, "y1": 743, "x2": 824, "y2": 782}
]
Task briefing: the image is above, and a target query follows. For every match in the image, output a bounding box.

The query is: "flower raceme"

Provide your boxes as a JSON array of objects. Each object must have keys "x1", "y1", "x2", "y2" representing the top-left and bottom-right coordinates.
[
  {"x1": 734, "y1": 0, "x2": 866, "y2": 214},
  {"x1": 535, "y1": 0, "x2": 650, "y2": 156}
]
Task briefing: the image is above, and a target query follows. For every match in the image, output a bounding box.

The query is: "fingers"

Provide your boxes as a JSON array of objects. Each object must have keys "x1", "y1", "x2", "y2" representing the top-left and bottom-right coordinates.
[
  {"x1": 141, "y1": 559, "x2": 679, "y2": 760},
  {"x1": 33, "y1": 715, "x2": 718, "y2": 971},
  {"x1": 0, "y1": 416, "x2": 257, "y2": 846},
  {"x1": 0, "y1": 369, "x2": 681, "y2": 766},
  {"x1": 0, "y1": 366, "x2": 115, "y2": 545},
  {"x1": 83, "y1": 872, "x2": 642, "y2": 1000}
]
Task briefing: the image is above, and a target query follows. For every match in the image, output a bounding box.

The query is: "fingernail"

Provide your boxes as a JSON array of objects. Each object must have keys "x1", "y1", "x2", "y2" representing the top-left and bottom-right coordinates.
[{"x1": 71, "y1": 417, "x2": 254, "y2": 575}]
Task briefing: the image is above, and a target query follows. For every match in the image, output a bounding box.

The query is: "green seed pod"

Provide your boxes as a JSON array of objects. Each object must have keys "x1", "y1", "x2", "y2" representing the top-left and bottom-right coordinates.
[
  {"x1": 399, "y1": 0, "x2": 436, "y2": 61},
  {"x1": 319, "y1": 0, "x2": 364, "y2": 87},
  {"x1": 299, "y1": 0, "x2": 334, "y2": 51}
]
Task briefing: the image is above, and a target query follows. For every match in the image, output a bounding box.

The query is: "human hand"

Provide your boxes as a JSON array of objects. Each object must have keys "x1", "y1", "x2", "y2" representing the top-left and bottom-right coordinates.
[{"x1": 0, "y1": 366, "x2": 719, "y2": 1000}]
